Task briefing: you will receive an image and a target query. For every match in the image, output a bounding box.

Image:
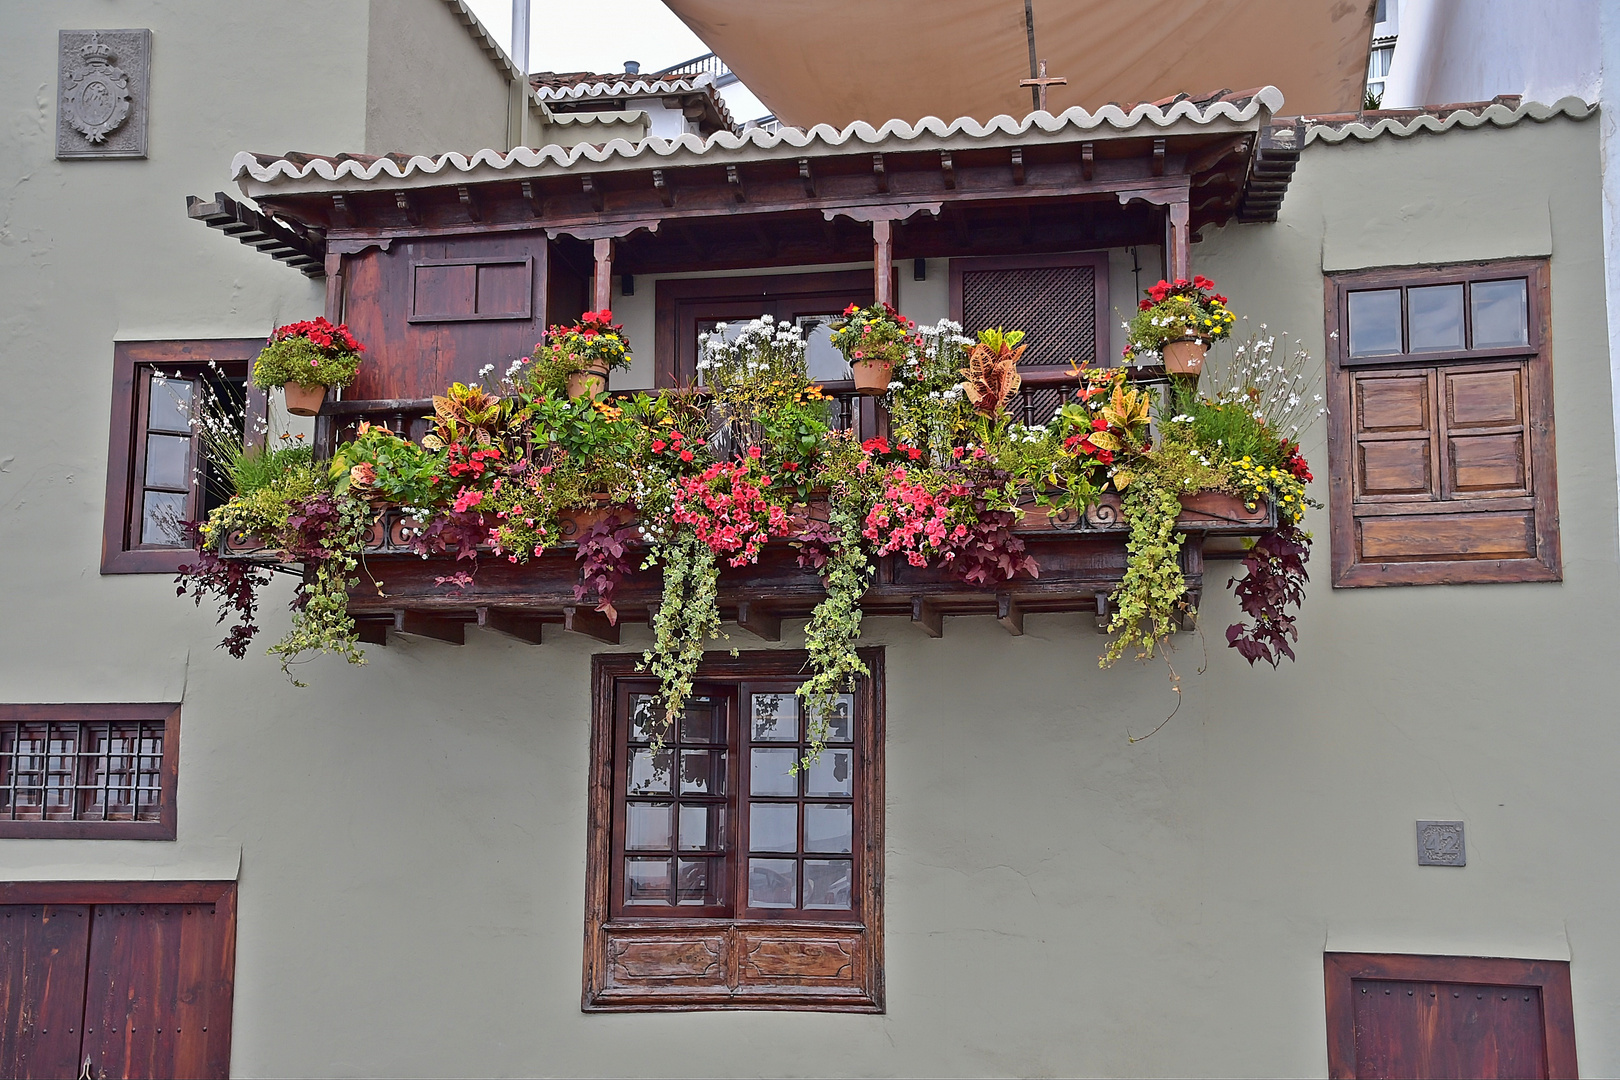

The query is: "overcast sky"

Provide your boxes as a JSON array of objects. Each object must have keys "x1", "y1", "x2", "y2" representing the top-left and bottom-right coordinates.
[{"x1": 462, "y1": 0, "x2": 769, "y2": 121}]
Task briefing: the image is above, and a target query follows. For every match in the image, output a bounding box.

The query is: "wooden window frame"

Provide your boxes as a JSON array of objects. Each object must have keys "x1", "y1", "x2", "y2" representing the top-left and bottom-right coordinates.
[
  {"x1": 1324, "y1": 952, "x2": 1578, "y2": 1079},
  {"x1": 102, "y1": 339, "x2": 268, "y2": 575},
  {"x1": 653, "y1": 269, "x2": 888, "y2": 388},
  {"x1": 0, "y1": 704, "x2": 180, "y2": 840},
  {"x1": 584, "y1": 649, "x2": 884, "y2": 1013},
  {"x1": 1324, "y1": 259, "x2": 1560, "y2": 587},
  {"x1": 948, "y1": 250, "x2": 1111, "y2": 368}
]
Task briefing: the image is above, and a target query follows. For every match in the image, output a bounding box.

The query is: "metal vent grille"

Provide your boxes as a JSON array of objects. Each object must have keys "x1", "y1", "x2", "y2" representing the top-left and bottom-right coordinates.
[{"x1": 961, "y1": 266, "x2": 1097, "y2": 368}]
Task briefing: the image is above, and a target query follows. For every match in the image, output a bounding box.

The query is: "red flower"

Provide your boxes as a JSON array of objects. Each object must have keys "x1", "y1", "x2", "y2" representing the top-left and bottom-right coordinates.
[
  {"x1": 651, "y1": 440, "x2": 666, "y2": 453},
  {"x1": 1091, "y1": 416, "x2": 1109, "y2": 431},
  {"x1": 748, "y1": 445, "x2": 762, "y2": 459},
  {"x1": 680, "y1": 449, "x2": 694, "y2": 462}
]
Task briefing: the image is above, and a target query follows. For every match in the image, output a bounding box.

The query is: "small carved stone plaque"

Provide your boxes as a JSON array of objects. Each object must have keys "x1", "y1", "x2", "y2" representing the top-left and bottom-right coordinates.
[
  {"x1": 57, "y1": 29, "x2": 150, "y2": 160},
  {"x1": 1417, "y1": 820, "x2": 1466, "y2": 866}
]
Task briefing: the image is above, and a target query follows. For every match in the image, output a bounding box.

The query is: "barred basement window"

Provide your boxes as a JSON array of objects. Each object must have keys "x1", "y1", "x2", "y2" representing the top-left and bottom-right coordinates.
[
  {"x1": 584, "y1": 651, "x2": 883, "y2": 1012},
  {"x1": 0, "y1": 704, "x2": 179, "y2": 839}
]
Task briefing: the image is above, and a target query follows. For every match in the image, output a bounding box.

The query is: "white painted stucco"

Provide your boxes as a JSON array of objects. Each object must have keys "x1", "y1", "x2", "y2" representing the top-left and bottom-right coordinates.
[{"x1": 2, "y1": 4, "x2": 1618, "y2": 1076}]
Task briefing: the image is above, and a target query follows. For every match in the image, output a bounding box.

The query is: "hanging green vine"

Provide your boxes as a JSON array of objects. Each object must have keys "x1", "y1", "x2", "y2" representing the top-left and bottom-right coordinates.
[
  {"x1": 641, "y1": 526, "x2": 721, "y2": 746},
  {"x1": 796, "y1": 499, "x2": 872, "y2": 766},
  {"x1": 268, "y1": 494, "x2": 371, "y2": 685},
  {"x1": 1102, "y1": 477, "x2": 1189, "y2": 666}
]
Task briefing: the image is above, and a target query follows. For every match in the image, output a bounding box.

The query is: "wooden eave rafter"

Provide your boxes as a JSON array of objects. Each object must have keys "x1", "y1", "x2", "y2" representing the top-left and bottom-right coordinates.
[
  {"x1": 186, "y1": 190, "x2": 326, "y2": 277},
  {"x1": 248, "y1": 124, "x2": 1293, "y2": 247}
]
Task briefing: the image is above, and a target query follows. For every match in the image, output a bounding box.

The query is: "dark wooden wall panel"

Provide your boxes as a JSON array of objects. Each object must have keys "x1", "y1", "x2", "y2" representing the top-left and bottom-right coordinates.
[
  {"x1": 0, "y1": 905, "x2": 91, "y2": 1080},
  {"x1": 343, "y1": 232, "x2": 550, "y2": 401}
]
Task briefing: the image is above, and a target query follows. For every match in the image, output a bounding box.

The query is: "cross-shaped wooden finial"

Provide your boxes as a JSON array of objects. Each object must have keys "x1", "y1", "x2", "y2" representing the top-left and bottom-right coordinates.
[{"x1": 1020, "y1": 59, "x2": 1068, "y2": 114}]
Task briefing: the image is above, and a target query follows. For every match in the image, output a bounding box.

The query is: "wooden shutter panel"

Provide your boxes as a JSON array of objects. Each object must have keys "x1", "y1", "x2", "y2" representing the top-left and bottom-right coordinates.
[
  {"x1": 949, "y1": 252, "x2": 1110, "y2": 427},
  {"x1": 409, "y1": 257, "x2": 534, "y2": 322},
  {"x1": 1327, "y1": 261, "x2": 1560, "y2": 587},
  {"x1": 959, "y1": 263, "x2": 1098, "y2": 367}
]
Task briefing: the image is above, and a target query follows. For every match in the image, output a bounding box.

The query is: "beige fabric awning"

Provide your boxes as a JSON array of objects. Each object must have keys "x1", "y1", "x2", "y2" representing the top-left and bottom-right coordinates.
[{"x1": 664, "y1": 0, "x2": 1376, "y2": 126}]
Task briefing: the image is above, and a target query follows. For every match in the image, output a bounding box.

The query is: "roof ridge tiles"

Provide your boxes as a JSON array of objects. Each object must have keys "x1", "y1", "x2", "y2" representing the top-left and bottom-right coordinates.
[
  {"x1": 1304, "y1": 96, "x2": 1596, "y2": 144},
  {"x1": 232, "y1": 87, "x2": 1287, "y2": 189}
]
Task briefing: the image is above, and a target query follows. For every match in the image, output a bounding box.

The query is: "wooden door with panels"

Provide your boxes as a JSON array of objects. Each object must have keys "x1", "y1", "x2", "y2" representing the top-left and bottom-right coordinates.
[
  {"x1": 0, "y1": 881, "x2": 236, "y2": 1080},
  {"x1": 1325, "y1": 953, "x2": 1577, "y2": 1079}
]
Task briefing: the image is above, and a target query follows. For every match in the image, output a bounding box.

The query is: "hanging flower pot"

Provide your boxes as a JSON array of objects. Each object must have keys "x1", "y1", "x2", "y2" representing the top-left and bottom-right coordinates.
[
  {"x1": 851, "y1": 357, "x2": 893, "y2": 396},
  {"x1": 1162, "y1": 338, "x2": 1207, "y2": 377},
  {"x1": 252, "y1": 317, "x2": 365, "y2": 416},
  {"x1": 567, "y1": 359, "x2": 611, "y2": 401},
  {"x1": 282, "y1": 382, "x2": 328, "y2": 416}
]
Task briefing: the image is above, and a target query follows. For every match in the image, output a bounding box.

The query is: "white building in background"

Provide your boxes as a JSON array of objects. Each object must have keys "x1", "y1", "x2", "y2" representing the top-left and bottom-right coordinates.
[{"x1": 1377, "y1": 0, "x2": 1619, "y2": 543}]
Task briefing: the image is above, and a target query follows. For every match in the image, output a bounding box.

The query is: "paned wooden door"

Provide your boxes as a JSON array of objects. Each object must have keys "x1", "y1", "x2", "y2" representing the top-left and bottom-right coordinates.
[{"x1": 0, "y1": 884, "x2": 236, "y2": 1080}]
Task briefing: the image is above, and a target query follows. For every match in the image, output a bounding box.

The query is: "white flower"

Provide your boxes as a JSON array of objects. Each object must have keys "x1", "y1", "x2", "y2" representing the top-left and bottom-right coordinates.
[{"x1": 1170, "y1": 414, "x2": 1194, "y2": 423}]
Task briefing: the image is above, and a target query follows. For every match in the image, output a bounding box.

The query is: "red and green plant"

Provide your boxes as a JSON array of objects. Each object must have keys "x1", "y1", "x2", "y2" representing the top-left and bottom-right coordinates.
[{"x1": 252, "y1": 317, "x2": 365, "y2": 390}]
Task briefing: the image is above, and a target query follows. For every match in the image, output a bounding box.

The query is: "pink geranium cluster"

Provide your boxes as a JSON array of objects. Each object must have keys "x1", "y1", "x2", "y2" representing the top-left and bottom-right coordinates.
[
  {"x1": 862, "y1": 467, "x2": 973, "y2": 568},
  {"x1": 672, "y1": 454, "x2": 794, "y2": 567}
]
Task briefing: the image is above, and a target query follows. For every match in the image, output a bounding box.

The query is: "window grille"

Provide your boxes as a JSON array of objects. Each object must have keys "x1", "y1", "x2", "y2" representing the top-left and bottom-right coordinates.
[
  {"x1": 0, "y1": 719, "x2": 165, "y2": 822},
  {"x1": 960, "y1": 264, "x2": 1098, "y2": 368}
]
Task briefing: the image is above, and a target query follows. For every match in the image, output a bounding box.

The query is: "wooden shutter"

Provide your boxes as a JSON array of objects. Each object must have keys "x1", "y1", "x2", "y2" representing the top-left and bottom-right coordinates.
[
  {"x1": 409, "y1": 256, "x2": 534, "y2": 322},
  {"x1": 1326, "y1": 261, "x2": 1560, "y2": 586},
  {"x1": 950, "y1": 252, "x2": 1110, "y2": 426}
]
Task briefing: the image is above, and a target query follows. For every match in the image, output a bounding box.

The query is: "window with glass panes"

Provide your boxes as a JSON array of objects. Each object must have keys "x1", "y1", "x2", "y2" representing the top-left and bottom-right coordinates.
[
  {"x1": 1325, "y1": 260, "x2": 1560, "y2": 586},
  {"x1": 587, "y1": 651, "x2": 883, "y2": 1011},
  {"x1": 102, "y1": 339, "x2": 265, "y2": 574},
  {"x1": 612, "y1": 682, "x2": 859, "y2": 919}
]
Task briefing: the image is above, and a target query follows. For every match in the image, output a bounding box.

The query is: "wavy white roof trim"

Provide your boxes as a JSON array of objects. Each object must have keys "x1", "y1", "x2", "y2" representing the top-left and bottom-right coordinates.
[
  {"x1": 534, "y1": 73, "x2": 736, "y2": 131},
  {"x1": 1306, "y1": 96, "x2": 1595, "y2": 144},
  {"x1": 233, "y1": 86, "x2": 1284, "y2": 190},
  {"x1": 533, "y1": 73, "x2": 716, "y2": 101}
]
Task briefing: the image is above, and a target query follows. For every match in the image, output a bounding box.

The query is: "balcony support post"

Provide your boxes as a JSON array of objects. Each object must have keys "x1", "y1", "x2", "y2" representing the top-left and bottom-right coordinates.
[{"x1": 592, "y1": 238, "x2": 614, "y2": 313}]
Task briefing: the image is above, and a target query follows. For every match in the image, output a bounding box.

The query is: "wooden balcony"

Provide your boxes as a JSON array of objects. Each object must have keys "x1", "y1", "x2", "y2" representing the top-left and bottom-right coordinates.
[{"x1": 222, "y1": 490, "x2": 1274, "y2": 647}]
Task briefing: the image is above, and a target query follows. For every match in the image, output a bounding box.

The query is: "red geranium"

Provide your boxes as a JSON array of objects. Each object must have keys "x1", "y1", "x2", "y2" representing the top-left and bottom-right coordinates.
[{"x1": 271, "y1": 316, "x2": 364, "y2": 353}]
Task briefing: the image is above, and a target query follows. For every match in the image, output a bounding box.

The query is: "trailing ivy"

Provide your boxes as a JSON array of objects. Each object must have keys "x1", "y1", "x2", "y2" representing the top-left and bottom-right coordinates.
[
  {"x1": 641, "y1": 527, "x2": 721, "y2": 746},
  {"x1": 796, "y1": 500, "x2": 872, "y2": 766},
  {"x1": 267, "y1": 494, "x2": 370, "y2": 685},
  {"x1": 1102, "y1": 478, "x2": 1189, "y2": 665}
]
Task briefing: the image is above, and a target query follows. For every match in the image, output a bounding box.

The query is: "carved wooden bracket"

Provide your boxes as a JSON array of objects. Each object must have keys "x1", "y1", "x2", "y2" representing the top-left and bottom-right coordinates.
[
  {"x1": 822, "y1": 203, "x2": 942, "y2": 225},
  {"x1": 544, "y1": 219, "x2": 661, "y2": 242}
]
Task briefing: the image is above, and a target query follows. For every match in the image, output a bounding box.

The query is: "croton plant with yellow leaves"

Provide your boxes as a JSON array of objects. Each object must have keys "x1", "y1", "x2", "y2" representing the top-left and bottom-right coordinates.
[{"x1": 180, "y1": 293, "x2": 1319, "y2": 750}]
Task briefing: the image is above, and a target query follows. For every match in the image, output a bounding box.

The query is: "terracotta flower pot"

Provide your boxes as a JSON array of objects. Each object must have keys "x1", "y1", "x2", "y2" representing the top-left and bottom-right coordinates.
[
  {"x1": 567, "y1": 361, "x2": 611, "y2": 401},
  {"x1": 851, "y1": 357, "x2": 893, "y2": 396},
  {"x1": 1162, "y1": 338, "x2": 1207, "y2": 377},
  {"x1": 283, "y1": 382, "x2": 328, "y2": 416}
]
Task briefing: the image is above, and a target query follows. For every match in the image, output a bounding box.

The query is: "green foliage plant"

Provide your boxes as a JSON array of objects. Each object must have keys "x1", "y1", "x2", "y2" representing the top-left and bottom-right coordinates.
[
  {"x1": 1123, "y1": 276, "x2": 1236, "y2": 362},
  {"x1": 251, "y1": 318, "x2": 364, "y2": 390}
]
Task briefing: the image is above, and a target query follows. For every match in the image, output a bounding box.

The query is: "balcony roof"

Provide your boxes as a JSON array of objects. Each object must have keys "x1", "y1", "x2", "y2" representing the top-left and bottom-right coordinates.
[{"x1": 231, "y1": 87, "x2": 1285, "y2": 196}]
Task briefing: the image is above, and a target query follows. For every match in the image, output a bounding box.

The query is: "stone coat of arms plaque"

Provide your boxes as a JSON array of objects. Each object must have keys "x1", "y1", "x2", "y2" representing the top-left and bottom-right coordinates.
[{"x1": 57, "y1": 29, "x2": 150, "y2": 160}]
